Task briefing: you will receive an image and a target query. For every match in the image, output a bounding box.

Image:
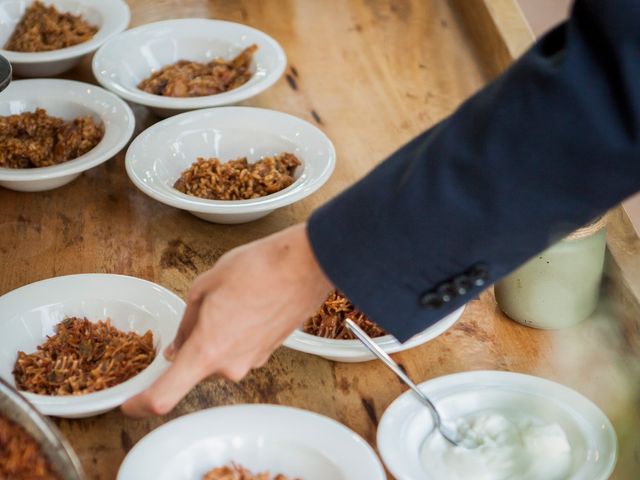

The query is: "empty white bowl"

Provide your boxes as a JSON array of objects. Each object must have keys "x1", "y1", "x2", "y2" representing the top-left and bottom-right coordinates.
[
  {"x1": 0, "y1": 78, "x2": 135, "y2": 192},
  {"x1": 0, "y1": 274, "x2": 184, "y2": 418},
  {"x1": 283, "y1": 306, "x2": 465, "y2": 362},
  {"x1": 0, "y1": 0, "x2": 130, "y2": 77},
  {"x1": 125, "y1": 106, "x2": 336, "y2": 224},
  {"x1": 118, "y1": 404, "x2": 386, "y2": 480},
  {"x1": 377, "y1": 371, "x2": 617, "y2": 480},
  {"x1": 92, "y1": 18, "x2": 287, "y2": 117}
]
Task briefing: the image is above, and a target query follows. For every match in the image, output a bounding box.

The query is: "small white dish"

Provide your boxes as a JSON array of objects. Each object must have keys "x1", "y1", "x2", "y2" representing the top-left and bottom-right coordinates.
[
  {"x1": 125, "y1": 106, "x2": 335, "y2": 224},
  {"x1": 377, "y1": 371, "x2": 617, "y2": 480},
  {"x1": 0, "y1": 274, "x2": 184, "y2": 418},
  {"x1": 92, "y1": 18, "x2": 287, "y2": 117},
  {"x1": 284, "y1": 306, "x2": 465, "y2": 362},
  {"x1": 117, "y1": 404, "x2": 386, "y2": 480},
  {"x1": 0, "y1": 78, "x2": 135, "y2": 192},
  {"x1": 0, "y1": 0, "x2": 130, "y2": 77}
]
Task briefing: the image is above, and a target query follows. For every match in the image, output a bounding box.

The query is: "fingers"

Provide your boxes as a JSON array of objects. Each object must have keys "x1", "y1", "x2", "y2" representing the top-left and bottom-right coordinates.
[
  {"x1": 165, "y1": 293, "x2": 203, "y2": 359},
  {"x1": 253, "y1": 352, "x2": 272, "y2": 369},
  {"x1": 122, "y1": 333, "x2": 210, "y2": 418}
]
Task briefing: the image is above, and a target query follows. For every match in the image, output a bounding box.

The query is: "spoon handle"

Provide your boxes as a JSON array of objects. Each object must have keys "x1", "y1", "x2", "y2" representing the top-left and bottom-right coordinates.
[{"x1": 345, "y1": 319, "x2": 443, "y2": 430}]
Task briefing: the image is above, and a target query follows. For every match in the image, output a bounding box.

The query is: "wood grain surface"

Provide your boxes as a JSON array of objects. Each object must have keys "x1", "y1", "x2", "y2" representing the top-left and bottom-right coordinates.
[{"x1": 1, "y1": 0, "x2": 638, "y2": 479}]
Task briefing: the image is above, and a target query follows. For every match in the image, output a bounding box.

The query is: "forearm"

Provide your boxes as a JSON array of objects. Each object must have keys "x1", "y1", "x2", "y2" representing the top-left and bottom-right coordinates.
[{"x1": 308, "y1": 0, "x2": 640, "y2": 340}]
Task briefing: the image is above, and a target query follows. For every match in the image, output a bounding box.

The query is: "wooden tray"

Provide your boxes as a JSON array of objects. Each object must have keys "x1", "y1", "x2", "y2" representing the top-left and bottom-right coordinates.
[{"x1": 1, "y1": 0, "x2": 637, "y2": 478}]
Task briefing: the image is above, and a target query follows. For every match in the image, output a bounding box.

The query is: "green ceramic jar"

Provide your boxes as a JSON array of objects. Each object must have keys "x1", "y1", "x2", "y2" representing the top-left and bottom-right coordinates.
[{"x1": 495, "y1": 217, "x2": 607, "y2": 329}]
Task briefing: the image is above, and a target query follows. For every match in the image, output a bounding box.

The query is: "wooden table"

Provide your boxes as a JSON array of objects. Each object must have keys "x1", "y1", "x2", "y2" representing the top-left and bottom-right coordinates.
[{"x1": 2, "y1": 0, "x2": 638, "y2": 478}]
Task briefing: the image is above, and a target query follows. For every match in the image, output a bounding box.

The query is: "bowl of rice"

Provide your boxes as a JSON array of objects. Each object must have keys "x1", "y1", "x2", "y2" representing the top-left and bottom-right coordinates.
[
  {"x1": 92, "y1": 18, "x2": 286, "y2": 117},
  {"x1": 283, "y1": 290, "x2": 466, "y2": 362},
  {"x1": 0, "y1": 274, "x2": 184, "y2": 418},
  {"x1": 0, "y1": 78, "x2": 135, "y2": 192},
  {"x1": 117, "y1": 404, "x2": 385, "y2": 480},
  {"x1": 125, "y1": 106, "x2": 335, "y2": 224},
  {"x1": 0, "y1": 0, "x2": 130, "y2": 77}
]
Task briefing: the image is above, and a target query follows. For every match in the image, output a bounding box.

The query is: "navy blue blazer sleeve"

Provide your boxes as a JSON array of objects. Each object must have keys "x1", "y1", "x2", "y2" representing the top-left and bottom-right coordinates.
[{"x1": 307, "y1": 0, "x2": 640, "y2": 341}]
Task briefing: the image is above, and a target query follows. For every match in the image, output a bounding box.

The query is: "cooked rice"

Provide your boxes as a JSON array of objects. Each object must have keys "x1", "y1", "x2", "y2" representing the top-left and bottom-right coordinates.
[
  {"x1": 0, "y1": 414, "x2": 60, "y2": 479},
  {"x1": 174, "y1": 153, "x2": 301, "y2": 200},
  {"x1": 0, "y1": 109, "x2": 104, "y2": 169},
  {"x1": 203, "y1": 462, "x2": 299, "y2": 480},
  {"x1": 5, "y1": 1, "x2": 97, "y2": 52},
  {"x1": 13, "y1": 317, "x2": 155, "y2": 396},
  {"x1": 138, "y1": 44, "x2": 258, "y2": 97}
]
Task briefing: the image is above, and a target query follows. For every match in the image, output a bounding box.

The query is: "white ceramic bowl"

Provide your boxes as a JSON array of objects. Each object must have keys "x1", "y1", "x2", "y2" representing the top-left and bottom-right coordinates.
[
  {"x1": 0, "y1": 274, "x2": 184, "y2": 418},
  {"x1": 92, "y1": 18, "x2": 287, "y2": 117},
  {"x1": 284, "y1": 306, "x2": 465, "y2": 362},
  {"x1": 377, "y1": 371, "x2": 617, "y2": 480},
  {"x1": 0, "y1": 0, "x2": 130, "y2": 77},
  {"x1": 0, "y1": 78, "x2": 135, "y2": 191},
  {"x1": 118, "y1": 404, "x2": 386, "y2": 480},
  {"x1": 125, "y1": 106, "x2": 335, "y2": 224}
]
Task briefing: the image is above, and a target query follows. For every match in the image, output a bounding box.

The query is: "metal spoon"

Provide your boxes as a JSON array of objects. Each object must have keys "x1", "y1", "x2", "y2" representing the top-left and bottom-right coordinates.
[{"x1": 345, "y1": 318, "x2": 464, "y2": 447}]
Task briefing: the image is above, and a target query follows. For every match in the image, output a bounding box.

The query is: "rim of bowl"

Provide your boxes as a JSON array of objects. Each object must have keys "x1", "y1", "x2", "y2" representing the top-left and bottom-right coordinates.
[
  {"x1": 0, "y1": 274, "x2": 184, "y2": 416},
  {"x1": 91, "y1": 18, "x2": 287, "y2": 110},
  {"x1": 0, "y1": 0, "x2": 131, "y2": 64},
  {"x1": 118, "y1": 404, "x2": 386, "y2": 480},
  {"x1": 283, "y1": 306, "x2": 465, "y2": 358},
  {"x1": 0, "y1": 78, "x2": 135, "y2": 181},
  {"x1": 377, "y1": 370, "x2": 618, "y2": 480},
  {"x1": 125, "y1": 106, "x2": 336, "y2": 214}
]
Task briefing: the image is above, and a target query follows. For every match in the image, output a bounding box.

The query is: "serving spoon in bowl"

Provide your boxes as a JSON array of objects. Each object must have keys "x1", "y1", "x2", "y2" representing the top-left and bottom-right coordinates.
[{"x1": 345, "y1": 318, "x2": 476, "y2": 448}]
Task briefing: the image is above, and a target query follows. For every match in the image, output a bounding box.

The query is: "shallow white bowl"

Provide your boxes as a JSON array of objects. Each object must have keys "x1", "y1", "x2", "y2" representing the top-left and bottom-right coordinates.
[
  {"x1": 125, "y1": 106, "x2": 335, "y2": 224},
  {"x1": 0, "y1": 78, "x2": 135, "y2": 191},
  {"x1": 117, "y1": 404, "x2": 385, "y2": 480},
  {"x1": 0, "y1": 274, "x2": 184, "y2": 418},
  {"x1": 0, "y1": 0, "x2": 130, "y2": 77},
  {"x1": 92, "y1": 18, "x2": 287, "y2": 117},
  {"x1": 377, "y1": 371, "x2": 617, "y2": 480},
  {"x1": 283, "y1": 306, "x2": 465, "y2": 362}
]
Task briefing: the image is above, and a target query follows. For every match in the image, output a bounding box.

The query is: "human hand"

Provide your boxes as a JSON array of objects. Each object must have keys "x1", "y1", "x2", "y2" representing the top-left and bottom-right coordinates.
[{"x1": 122, "y1": 223, "x2": 332, "y2": 417}]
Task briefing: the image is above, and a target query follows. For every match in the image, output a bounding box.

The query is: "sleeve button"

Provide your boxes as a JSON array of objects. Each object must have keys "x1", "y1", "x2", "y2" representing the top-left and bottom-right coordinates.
[
  {"x1": 468, "y1": 263, "x2": 489, "y2": 286},
  {"x1": 420, "y1": 292, "x2": 443, "y2": 309},
  {"x1": 436, "y1": 283, "x2": 456, "y2": 303},
  {"x1": 452, "y1": 276, "x2": 472, "y2": 295}
]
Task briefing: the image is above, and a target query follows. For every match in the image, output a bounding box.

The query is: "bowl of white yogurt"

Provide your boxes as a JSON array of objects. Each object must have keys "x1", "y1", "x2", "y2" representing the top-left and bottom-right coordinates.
[{"x1": 377, "y1": 371, "x2": 617, "y2": 480}]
